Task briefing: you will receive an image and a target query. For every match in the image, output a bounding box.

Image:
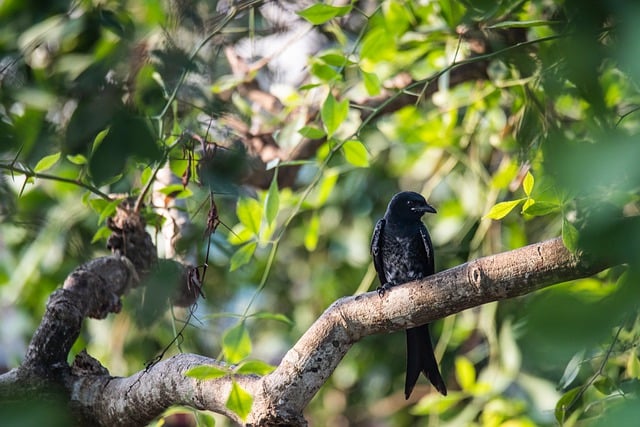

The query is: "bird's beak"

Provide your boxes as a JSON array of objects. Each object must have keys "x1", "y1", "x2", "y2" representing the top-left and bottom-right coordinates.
[{"x1": 413, "y1": 203, "x2": 437, "y2": 214}]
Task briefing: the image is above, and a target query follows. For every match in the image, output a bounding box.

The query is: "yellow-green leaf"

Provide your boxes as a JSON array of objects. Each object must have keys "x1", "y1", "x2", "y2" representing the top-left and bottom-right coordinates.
[
  {"x1": 455, "y1": 356, "x2": 476, "y2": 392},
  {"x1": 521, "y1": 197, "x2": 535, "y2": 213},
  {"x1": 298, "y1": 125, "x2": 326, "y2": 139},
  {"x1": 304, "y1": 211, "x2": 320, "y2": 251},
  {"x1": 342, "y1": 139, "x2": 369, "y2": 167},
  {"x1": 226, "y1": 380, "x2": 253, "y2": 421},
  {"x1": 237, "y1": 197, "x2": 262, "y2": 235},
  {"x1": 264, "y1": 173, "x2": 280, "y2": 226},
  {"x1": 627, "y1": 347, "x2": 640, "y2": 379},
  {"x1": 362, "y1": 70, "x2": 381, "y2": 96},
  {"x1": 229, "y1": 241, "x2": 257, "y2": 272},
  {"x1": 297, "y1": 4, "x2": 352, "y2": 25},
  {"x1": 484, "y1": 199, "x2": 524, "y2": 220},
  {"x1": 321, "y1": 93, "x2": 349, "y2": 137},
  {"x1": 222, "y1": 323, "x2": 252, "y2": 364},
  {"x1": 66, "y1": 153, "x2": 87, "y2": 165},
  {"x1": 522, "y1": 171, "x2": 534, "y2": 196},
  {"x1": 34, "y1": 152, "x2": 60, "y2": 173},
  {"x1": 185, "y1": 365, "x2": 230, "y2": 380},
  {"x1": 235, "y1": 360, "x2": 276, "y2": 375}
]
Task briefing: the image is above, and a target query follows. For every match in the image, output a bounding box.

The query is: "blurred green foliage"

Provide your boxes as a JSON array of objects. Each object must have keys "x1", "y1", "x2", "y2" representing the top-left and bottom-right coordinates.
[{"x1": 2, "y1": 0, "x2": 640, "y2": 426}]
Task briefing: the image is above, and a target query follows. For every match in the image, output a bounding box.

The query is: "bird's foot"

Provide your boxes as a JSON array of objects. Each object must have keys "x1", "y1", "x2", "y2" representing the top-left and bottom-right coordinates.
[{"x1": 377, "y1": 282, "x2": 396, "y2": 298}]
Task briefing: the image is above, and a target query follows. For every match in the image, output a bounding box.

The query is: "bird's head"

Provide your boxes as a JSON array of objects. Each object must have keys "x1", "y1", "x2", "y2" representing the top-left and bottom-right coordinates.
[{"x1": 386, "y1": 191, "x2": 437, "y2": 220}]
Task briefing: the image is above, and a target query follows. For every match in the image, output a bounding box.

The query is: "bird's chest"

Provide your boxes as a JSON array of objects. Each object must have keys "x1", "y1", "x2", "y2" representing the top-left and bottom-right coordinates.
[{"x1": 380, "y1": 233, "x2": 429, "y2": 283}]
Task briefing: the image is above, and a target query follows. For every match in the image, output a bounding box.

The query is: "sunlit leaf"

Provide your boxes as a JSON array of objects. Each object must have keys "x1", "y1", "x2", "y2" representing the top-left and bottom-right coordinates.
[
  {"x1": 66, "y1": 153, "x2": 87, "y2": 165},
  {"x1": 264, "y1": 174, "x2": 280, "y2": 227},
  {"x1": 298, "y1": 126, "x2": 326, "y2": 139},
  {"x1": 222, "y1": 323, "x2": 251, "y2": 364},
  {"x1": 297, "y1": 4, "x2": 352, "y2": 25},
  {"x1": 455, "y1": 356, "x2": 476, "y2": 392},
  {"x1": 304, "y1": 211, "x2": 320, "y2": 251},
  {"x1": 34, "y1": 152, "x2": 60, "y2": 172},
  {"x1": 522, "y1": 171, "x2": 534, "y2": 196},
  {"x1": 362, "y1": 70, "x2": 381, "y2": 96},
  {"x1": 185, "y1": 365, "x2": 230, "y2": 380},
  {"x1": 229, "y1": 241, "x2": 257, "y2": 272},
  {"x1": 235, "y1": 360, "x2": 276, "y2": 375},
  {"x1": 521, "y1": 197, "x2": 535, "y2": 213},
  {"x1": 226, "y1": 380, "x2": 253, "y2": 422},
  {"x1": 236, "y1": 197, "x2": 262, "y2": 235},
  {"x1": 321, "y1": 93, "x2": 349, "y2": 137},
  {"x1": 627, "y1": 347, "x2": 640, "y2": 379},
  {"x1": 341, "y1": 139, "x2": 369, "y2": 167},
  {"x1": 484, "y1": 199, "x2": 524, "y2": 220}
]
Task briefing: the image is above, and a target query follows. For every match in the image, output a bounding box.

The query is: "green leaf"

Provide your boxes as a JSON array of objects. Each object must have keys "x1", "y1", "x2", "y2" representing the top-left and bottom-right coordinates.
[
  {"x1": 304, "y1": 211, "x2": 320, "y2": 251},
  {"x1": 362, "y1": 70, "x2": 381, "y2": 96},
  {"x1": 318, "y1": 53, "x2": 355, "y2": 67},
  {"x1": 555, "y1": 387, "x2": 581, "y2": 424},
  {"x1": 311, "y1": 62, "x2": 342, "y2": 82},
  {"x1": 237, "y1": 197, "x2": 262, "y2": 235},
  {"x1": 34, "y1": 152, "x2": 60, "y2": 172},
  {"x1": 455, "y1": 356, "x2": 476, "y2": 392},
  {"x1": 235, "y1": 360, "x2": 276, "y2": 375},
  {"x1": 321, "y1": 93, "x2": 349, "y2": 137},
  {"x1": 185, "y1": 365, "x2": 230, "y2": 380},
  {"x1": 628, "y1": 347, "x2": 640, "y2": 379},
  {"x1": 226, "y1": 380, "x2": 253, "y2": 422},
  {"x1": 222, "y1": 323, "x2": 252, "y2": 364},
  {"x1": 229, "y1": 241, "x2": 257, "y2": 272},
  {"x1": 562, "y1": 218, "x2": 579, "y2": 252},
  {"x1": 341, "y1": 139, "x2": 369, "y2": 167},
  {"x1": 484, "y1": 199, "x2": 524, "y2": 220},
  {"x1": 298, "y1": 126, "x2": 326, "y2": 139},
  {"x1": 521, "y1": 197, "x2": 535, "y2": 213},
  {"x1": 90, "y1": 226, "x2": 112, "y2": 244},
  {"x1": 523, "y1": 201, "x2": 561, "y2": 216},
  {"x1": 297, "y1": 4, "x2": 352, "y2": 25},
  {"x1": 522, "y1": 171, "x2": 534, "y2": 196},
  {"x1": 66, "y1": 153, "x2": 87, "y2": 165},
  {"x1": 264, "y1": 173, "x2": 280, "y2": 227},
  {"x1": 488, "y1": 20, "x2": 561, "y2": 29}
]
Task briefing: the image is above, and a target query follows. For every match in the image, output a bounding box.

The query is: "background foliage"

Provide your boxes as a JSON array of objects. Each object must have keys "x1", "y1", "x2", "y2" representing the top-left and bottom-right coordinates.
[{"x1": 2, "y1": 0, "x2": 640, "y2": 426}]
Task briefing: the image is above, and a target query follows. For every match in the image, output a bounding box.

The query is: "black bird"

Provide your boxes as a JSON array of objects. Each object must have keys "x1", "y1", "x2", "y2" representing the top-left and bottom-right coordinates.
[{"x1": 371, "y1": 191, "x2": 447, "y2": 399}]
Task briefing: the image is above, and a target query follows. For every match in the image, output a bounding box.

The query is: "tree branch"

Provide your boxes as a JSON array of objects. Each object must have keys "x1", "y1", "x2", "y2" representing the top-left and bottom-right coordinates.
[{"x1": 0, "y1": 236, "x2": 607, "y2": 426}]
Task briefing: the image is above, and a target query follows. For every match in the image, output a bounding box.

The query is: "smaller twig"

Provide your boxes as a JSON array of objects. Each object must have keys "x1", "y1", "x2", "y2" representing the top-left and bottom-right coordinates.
[{"x1": 0, "y1": 162, "x2": 112, "y2": 200}]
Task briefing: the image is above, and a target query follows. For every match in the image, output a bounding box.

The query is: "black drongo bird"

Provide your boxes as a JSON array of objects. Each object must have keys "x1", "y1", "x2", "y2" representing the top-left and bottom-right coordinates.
[{"x1": 371, "y1": 191, "x2": 447, "y2": 399}]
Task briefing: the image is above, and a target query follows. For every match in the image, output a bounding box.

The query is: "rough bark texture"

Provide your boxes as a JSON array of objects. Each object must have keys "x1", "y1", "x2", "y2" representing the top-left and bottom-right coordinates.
[{"x1": 0, "y1": 223, "x2": 607, "y2": 427}]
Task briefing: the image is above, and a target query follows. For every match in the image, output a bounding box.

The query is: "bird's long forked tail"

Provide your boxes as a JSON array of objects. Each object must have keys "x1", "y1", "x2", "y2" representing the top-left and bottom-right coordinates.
[{"x1": 405, "y1": 324, "x2": 447, "y2": 399}]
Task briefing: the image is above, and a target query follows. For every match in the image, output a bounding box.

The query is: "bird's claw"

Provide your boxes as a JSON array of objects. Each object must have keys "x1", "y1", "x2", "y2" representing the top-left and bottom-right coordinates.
[{"x1": 377, "y1": 282, "x2": 395, "y2": 298}]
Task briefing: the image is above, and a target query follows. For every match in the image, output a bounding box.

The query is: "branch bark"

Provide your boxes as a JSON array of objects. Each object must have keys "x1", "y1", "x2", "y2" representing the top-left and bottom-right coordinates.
[{"x1": 0, "y1": 235, "x2": 607, "y2": 426}]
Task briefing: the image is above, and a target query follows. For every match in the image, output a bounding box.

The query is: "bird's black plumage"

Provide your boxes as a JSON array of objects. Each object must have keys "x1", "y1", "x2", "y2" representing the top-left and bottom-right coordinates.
[{"x1": 371, "y1": 191, "x2": 447, "y2": 399}]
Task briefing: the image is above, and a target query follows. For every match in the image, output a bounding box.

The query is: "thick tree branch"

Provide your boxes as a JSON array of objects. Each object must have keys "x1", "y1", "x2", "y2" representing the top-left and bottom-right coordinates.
[{"x1": 0, "y1": 236, "x2": 608, "y2": 426}]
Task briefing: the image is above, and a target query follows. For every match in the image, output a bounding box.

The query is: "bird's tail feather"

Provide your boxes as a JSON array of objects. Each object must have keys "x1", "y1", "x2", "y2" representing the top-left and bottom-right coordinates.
[{"x1": 405, "y1": 324, "x2": 447, "y2": 399}]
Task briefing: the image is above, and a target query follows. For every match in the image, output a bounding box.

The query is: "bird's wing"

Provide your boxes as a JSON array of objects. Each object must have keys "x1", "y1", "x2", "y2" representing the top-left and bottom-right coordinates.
[
  {"x1": 371, "y1": 218, "x2": 386, "y2": 283},
  {"x1": 419, "y1": 223, "x2": 435, "y2": 275}
]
